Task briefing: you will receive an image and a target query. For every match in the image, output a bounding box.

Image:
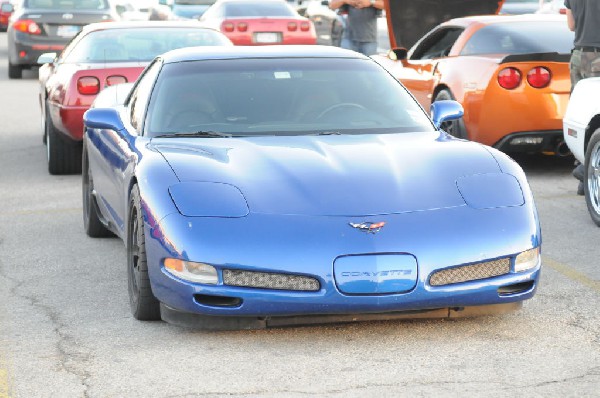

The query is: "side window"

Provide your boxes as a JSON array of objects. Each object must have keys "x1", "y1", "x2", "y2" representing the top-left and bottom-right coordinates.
[
  {"x1": 129, "y1": 60, "x2": 162, "y2": 134},
  {"x1": 410, "y1": 27, "x2": 464, "y2": 60}
]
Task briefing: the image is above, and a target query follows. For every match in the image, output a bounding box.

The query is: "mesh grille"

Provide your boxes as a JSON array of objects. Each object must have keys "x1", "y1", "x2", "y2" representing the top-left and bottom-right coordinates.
[
  {"x1": 223, "y1": 269, "x2": 320, "y2": 291},
  {"x1": 429, "y1": 258, "x2": 511, "y2": 286}
]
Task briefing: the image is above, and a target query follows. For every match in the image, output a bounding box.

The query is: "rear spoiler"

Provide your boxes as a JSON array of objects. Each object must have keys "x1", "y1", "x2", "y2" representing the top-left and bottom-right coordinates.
[
  {"x1": 500, "y1": 52, "x2": 571, "y2": 64},
  {"x1": 386, "y1": 0, "x2": 504, "y2": 49}
]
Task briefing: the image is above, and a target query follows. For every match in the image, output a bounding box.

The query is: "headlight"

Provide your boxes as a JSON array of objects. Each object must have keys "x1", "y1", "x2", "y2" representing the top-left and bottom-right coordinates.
[
  {"x1": 164, "y1": 258, "x2": 218, "y2": 284},
  {"x1": 456, "y1": 173, "x2": 524, "y2": 209},
  {"x1": 514, "y1": 247, "x2": 540, "y2": 272},
  {"x1": 168, "y1": 182, "x2": 248, "y2": 217}
]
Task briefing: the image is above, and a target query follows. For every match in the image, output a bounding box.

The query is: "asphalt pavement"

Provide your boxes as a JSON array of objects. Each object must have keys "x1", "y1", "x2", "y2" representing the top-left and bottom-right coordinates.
[{"x1": 0, "y1": 32, "x2": 598, "y2": 397}]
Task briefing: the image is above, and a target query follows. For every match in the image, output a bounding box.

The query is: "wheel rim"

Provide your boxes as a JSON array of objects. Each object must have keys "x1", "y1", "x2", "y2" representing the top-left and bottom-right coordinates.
[
  {"x1": 45, "y1": 121, "x2": 51, "y2": 162},
  {"x1": 588, "y1": 141, "x2": 600, "y2": 215},
  {"x1": 82, "y1": 162, "x2": 92, "y2": 224},
  {"x1": 128, "y1": 208, "x2": 141, "y2": 304}
]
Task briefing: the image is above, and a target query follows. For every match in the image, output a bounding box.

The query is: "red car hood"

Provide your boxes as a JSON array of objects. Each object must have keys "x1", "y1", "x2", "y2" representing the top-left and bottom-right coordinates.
[{"x1": 386, "y1": 0, "x2": 505, "y2": 48}]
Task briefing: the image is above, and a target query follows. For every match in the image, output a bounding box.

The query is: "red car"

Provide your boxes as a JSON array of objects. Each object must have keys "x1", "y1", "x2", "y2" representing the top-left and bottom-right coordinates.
[
  {"x1": 199, "y1": 0, "x2": 316, "y2": 45},
  {"x1": 0, "y1": 1, "x2": 13, "y2": 32},
  {"x1": 39, "y1": 21, "x2": 233, "y2": 174}
]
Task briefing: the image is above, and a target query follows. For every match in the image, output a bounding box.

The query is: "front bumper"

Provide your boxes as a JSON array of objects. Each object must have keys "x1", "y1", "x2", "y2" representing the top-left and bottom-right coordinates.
[{"x1": 144, "y1": 203, "x2": 541, "y2": 324}]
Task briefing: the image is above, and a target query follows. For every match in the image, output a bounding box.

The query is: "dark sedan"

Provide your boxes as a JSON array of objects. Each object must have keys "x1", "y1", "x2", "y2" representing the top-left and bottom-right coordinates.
[{"x1": 7, "y1": 0, "x2": 119, "y2": 79}]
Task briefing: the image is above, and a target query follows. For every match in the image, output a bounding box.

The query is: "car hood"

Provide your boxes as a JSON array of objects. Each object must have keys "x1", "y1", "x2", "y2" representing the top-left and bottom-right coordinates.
[
  {"x1": 388, "y1": 0, "x2": 503, "y2": 48},
  {"x1": 153, "y1": 132, "x2": 503, "y2": 216}
]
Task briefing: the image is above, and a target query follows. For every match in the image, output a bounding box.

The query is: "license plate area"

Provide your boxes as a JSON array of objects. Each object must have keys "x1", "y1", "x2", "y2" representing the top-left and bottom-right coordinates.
[
  {"x1": 334, "y1": 254, "x2": 418, "y2": 295},
  {"x1": 56, "y1": 25, "x2": 80, "y2": 38},
  {"x1": 254, "y1": 32, "x2": 281, "y2": 44}
]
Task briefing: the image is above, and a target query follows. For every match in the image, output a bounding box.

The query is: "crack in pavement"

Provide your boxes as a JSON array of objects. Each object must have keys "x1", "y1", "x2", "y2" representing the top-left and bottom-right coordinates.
[
  {"x1": 158, "y1": 369, "x2": 600, "y2": 397},
  {"x1": 0, "y1": 258, "x2": 93, "y2": 398}
]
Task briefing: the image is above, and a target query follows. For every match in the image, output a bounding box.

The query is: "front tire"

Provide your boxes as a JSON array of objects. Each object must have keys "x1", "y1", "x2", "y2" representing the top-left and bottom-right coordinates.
[
  {"x1": 46, "y1": 108, "x2": 82, "y2": 175},
  {"x1": 433, "y1": 89, "x2": 468, "y2": 139},
  {"x1": 127, "y1": 185, "x2": 161, "y2": 321},
  {"x1": 584, "y1": 128, "x2": 600, "y2": 227},
  {"x1": 82, "y1": 147, "x2": 113, "y2": 237}
]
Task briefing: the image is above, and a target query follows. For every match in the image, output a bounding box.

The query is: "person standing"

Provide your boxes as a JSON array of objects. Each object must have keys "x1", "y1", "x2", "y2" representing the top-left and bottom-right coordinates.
[
  {"x1": 329, "y1": 0, "x2": 385, "y2": 56},
  {"x1": 565, "y1": 0, "x2": 600, "y2": 194}
]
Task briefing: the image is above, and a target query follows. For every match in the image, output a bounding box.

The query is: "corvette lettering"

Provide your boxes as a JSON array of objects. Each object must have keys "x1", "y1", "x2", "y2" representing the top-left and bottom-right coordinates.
[
  {"x1": 349, "y1": 221, "x2": 386, "y2": 234},
  {"x1": 341, "y1": 270, "x2": 412, "y2": 277}
]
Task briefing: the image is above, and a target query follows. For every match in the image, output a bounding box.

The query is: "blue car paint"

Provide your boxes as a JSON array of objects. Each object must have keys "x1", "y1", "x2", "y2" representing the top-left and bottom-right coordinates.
[{"x1": 83, "y1": 46, "x2": 542, "y2": 323}]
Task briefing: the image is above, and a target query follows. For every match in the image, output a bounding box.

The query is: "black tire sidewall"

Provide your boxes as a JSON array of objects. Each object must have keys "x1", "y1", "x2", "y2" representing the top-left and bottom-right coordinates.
[
  {"x1": 583, "y1": 128, "x2": 600, "y2": 226},
  {"x1": 127, "y1": 185, "x2": 161, "y2": 320}
]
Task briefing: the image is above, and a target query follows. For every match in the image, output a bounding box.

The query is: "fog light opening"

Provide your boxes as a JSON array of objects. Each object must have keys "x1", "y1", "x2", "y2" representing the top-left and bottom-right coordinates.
[
  {"x1": 194, "y1": 294, "x2": 242, "y2": 308},
  {"x1": 498, "y1": 281, "x2": 535, "y2": 296}
]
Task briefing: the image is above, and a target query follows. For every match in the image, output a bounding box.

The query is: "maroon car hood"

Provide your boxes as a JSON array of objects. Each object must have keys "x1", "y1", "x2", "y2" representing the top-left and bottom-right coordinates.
[{"x1": 386, "y1": 0, "x2": 505, "y2": 49}]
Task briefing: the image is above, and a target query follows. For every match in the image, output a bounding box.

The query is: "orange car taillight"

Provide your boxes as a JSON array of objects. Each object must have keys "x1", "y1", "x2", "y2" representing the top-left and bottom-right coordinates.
[
  {"x1": 287, "y1": 21, "x2": 298, "y2": 31},
  {"x1": 222, "y1": 21, "x2": 234, "y2": 32},
  {"x1": 497, "y1": 67, "x2": 521, "y2": 90},
  {"x1": 300, "y1": 21, "x2": 311, "y2": 32},
  {"x1": 237, "y1": 22, "x2": 248, "y2": 32},
  {"x1": 77, "y1": 76, "x2": 100, "y2": 95},
  {"x1": 13, "y1": 19, "x2": 41, "y2": 35},
  {"x1": 527, "y1": 66, "x2": 551, "y2": 89},
  {"x1": 106, "y1": 75, "x2": 127, "y2": 86}
]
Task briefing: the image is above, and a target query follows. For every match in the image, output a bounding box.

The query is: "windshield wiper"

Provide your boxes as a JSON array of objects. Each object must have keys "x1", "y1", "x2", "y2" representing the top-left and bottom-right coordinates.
[
  {"x1": 154, "y1": 131, "x2": 233, "y2": 138},
  {"x1": 311, "y1": 131, "x2": 342, "y2": 136}
]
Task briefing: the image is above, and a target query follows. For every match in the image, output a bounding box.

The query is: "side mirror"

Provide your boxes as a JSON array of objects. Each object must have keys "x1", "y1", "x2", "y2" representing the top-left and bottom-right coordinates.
[
  {"x1": 84, "y1": 108, "x2": 126, "y2": 131},
  {"x1": 388, "y1": 47, "x2": 408, "y2": 61},
  {"x1": 37, "y1": 52, "x2": 57, "y2": 65},
  {"x1": 430, "y1": 100, "x2": 464, "y2": 129},
  {"x1": 115, "y1": 4, "x2": 126, "y2": 15}
]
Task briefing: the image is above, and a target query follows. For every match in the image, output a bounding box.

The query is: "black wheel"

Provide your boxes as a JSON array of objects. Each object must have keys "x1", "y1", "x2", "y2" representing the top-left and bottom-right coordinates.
[
  {"x1": 8, "y1": 61, "x2": 22, "y2": 79},
  {"x1": 46, "y1": 107, "x2": 82, "y2": 175},
  {"x1": 127, "y1": 185, "x2": 161, "y2": 320},
  {"x1": 433, "y1": 89, "x2": 468, "y2": 139},
  {"x1": 583, "y1": 128, "x2": 600, "y2": 227},
  {"x1": 82, "y1": 147, "x2": 113, "y2": 237}
]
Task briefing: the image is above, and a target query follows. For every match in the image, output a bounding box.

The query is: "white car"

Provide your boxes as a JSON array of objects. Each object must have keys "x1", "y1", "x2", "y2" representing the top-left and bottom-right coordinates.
[
  {"x1": 537, "y1": 0, "x2": 567, "y2": 14},
  {"x1": 563, "y1": 77, "x2": 600, "y2": 226}
]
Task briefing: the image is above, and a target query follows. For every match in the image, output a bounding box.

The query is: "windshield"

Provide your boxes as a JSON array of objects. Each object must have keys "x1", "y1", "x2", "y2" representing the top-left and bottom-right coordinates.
[
  {"x1": 24, "y1": 0, "x2": 109, "y2": 10},
  {"x1": 64, "y1": 28, "x2": 231, "y2": 63},
  {"x1": 461, "y1": 21, "x2": 574, "y2": 55},
  {"x1": 175, "y1": 0, "x2": 215, "y2": 4},
  {"x1": 224, "y1": 1, "x2": 297, "y2": 17},
  {"x1": 146, "y1": 58, "x2": 435, "y2": 137}
]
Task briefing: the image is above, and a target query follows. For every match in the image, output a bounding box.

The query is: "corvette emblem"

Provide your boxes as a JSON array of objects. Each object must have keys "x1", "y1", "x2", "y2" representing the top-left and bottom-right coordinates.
[{"x1": 349, "y1": 222, "x2": 386, "y2": 234}]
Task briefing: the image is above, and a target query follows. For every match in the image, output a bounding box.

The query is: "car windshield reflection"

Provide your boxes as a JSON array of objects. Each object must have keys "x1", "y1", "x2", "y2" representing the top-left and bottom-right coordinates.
[{"x1": 147, "y1": 57, "x2": 435, "y2": 137}]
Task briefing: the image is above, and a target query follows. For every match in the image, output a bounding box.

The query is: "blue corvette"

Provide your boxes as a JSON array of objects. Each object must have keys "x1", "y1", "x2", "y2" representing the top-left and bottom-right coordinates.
[{"x1": 83, "y1": 45, "x2": 542, "y2": 329}]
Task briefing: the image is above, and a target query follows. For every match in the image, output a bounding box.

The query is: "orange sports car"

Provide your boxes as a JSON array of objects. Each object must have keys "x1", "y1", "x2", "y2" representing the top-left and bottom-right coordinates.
[{"x1": 375, "y1": 14, "x2": 575, "y2": 154}]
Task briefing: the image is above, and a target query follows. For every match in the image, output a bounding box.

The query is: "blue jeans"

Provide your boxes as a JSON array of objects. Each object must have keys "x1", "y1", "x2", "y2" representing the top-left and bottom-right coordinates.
[{"x1": 341, "y1": 38, "x2": 378, "y2": 56}]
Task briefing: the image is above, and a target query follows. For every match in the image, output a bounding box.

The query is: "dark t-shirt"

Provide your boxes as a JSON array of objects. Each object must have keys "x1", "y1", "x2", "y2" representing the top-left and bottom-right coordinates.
[
  {"x1": 346, "y1": 6, "x2": 378, "y2": 43},
  {"x1": 565, "y1": 0, "x2": 600, "y2": 47}
]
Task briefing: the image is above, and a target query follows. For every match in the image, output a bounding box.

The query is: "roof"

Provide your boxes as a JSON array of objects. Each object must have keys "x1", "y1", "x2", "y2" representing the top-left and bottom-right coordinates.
[
  {"x1": 443, "y1": 13, "x2": 567, "y2": 28},
  {"x1": 79, "y1": 21, "x2": 219, "y2": 35},
  {"x1": 161, "y1": 45, "x2": 368, "y2": 64}
]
